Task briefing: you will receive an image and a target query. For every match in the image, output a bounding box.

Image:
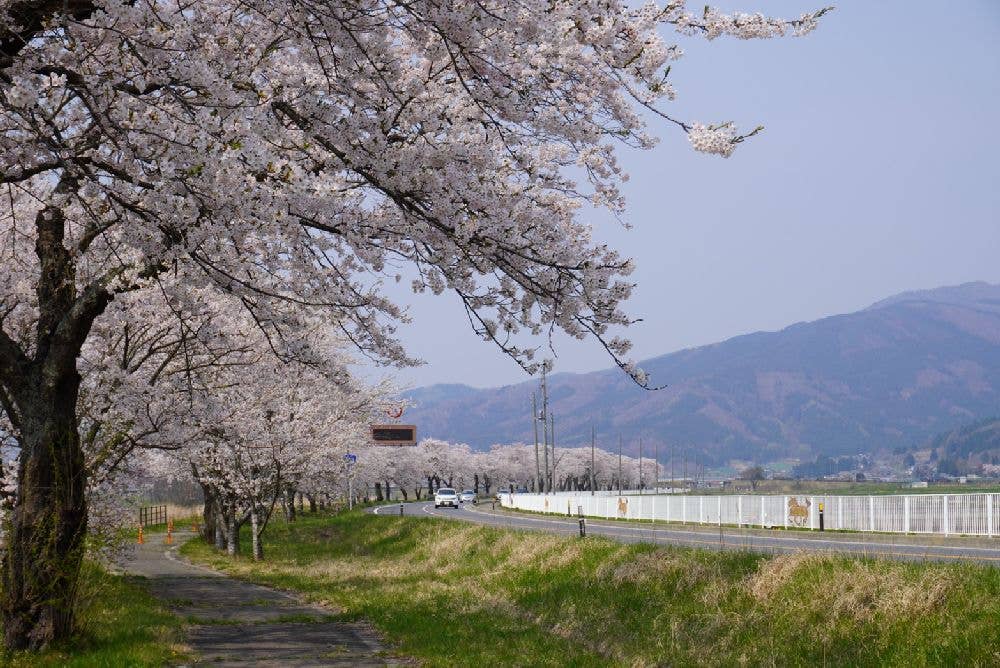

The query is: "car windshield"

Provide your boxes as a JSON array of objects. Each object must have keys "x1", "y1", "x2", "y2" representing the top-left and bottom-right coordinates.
[
  {"x1": 438, "y1": 488, "x2": 455, "y2": 495},
  {"x1": 461, "y1": 490, "x2": 473, "y2": 495}
]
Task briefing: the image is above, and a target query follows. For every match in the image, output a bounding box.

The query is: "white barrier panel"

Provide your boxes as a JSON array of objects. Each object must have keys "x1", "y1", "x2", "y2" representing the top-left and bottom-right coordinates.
[{"x1": 499, "y1": 492, "x2": 1000, "y2": 537}]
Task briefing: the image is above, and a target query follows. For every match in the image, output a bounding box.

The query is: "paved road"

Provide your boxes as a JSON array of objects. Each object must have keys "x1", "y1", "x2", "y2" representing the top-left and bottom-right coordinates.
[
  {"x1": 371, "y1": 501, "x2": 1000, "y2": 565},
  {"x1": 123, "y1": 530, "x2": 398, "y2": 666}
]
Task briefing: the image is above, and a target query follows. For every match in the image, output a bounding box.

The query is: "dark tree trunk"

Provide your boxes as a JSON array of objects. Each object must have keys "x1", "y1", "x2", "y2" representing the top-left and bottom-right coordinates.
[
  {"x1": 306, "y1": 493, "x2": 316, "y2": 513},
  {"x1": 1, "y1": 378, "x2": 88, "y2": 651},
  {"x1": 474, "y1": 474, "x2": 479, "y2": 494},
  {"x1": 374, "y1": 482, "x2": 383, "y2": 501},
  {"x1": 0, "y1": 189, "x2": 112, "y2": 651},
  {"x1": 195, "y1": 472, "x2": 217, "y2": 542}
]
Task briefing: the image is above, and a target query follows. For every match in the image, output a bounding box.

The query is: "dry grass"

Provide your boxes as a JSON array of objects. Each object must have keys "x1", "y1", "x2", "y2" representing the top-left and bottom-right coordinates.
[
  {"x1": 181, "y1": 511, "x2": 1000, "y2": 667},
  {"x1": 748, "y1": 552, "x2": 956, "y2": 622}
]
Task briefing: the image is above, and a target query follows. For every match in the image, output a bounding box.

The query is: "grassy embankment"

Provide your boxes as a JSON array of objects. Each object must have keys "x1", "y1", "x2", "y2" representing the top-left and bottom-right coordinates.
[
  {"x1": 2, "y1": 562, "x2": 188, "y2": 666},
  {"x1": 182, "y1": 510, "x2": 1000, "y2": 667}
]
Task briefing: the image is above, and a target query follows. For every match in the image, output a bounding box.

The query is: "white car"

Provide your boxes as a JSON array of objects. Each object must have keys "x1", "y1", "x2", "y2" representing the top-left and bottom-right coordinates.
[
  {"x1": 458, "y1": 490, "x2": 476, "y2": 504},
  {"x1": 434, "y1": 488, "x2": 459, "y2": 508}
]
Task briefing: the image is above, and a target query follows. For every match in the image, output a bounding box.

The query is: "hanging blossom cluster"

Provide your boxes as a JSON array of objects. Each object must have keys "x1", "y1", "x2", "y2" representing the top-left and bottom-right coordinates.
[{"x1": 686, "y1": 122, "x2": 741, "y2": 158}]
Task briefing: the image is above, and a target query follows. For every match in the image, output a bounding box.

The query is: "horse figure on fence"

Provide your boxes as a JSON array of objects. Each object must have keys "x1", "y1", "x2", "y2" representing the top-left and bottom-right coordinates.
[
  {"x1": 617, "y1": 497, "x2": 628, "y2": 518},
  {"x1": 787, "y1": 497, "x2": 810, "y2": 527}
]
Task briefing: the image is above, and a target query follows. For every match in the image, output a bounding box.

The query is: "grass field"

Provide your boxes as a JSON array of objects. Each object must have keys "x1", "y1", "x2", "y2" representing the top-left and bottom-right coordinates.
[
  {"x1": 182, "y1": 511, "x2": 1000, "y2": 667},
  {"x1": 2, "y1": 561, "x2": 188, "y2": 666}
]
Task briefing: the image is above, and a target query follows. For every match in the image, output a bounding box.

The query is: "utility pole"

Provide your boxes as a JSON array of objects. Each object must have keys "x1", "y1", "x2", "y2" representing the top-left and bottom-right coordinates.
[
  {"x1": 639, "y1": 437, "x2": 643, "y2": 495},
  {"x1": 683, "y1": 450, "x2": 687, "y2": 491},
  {"x1": 654, "y1": 440, "x2": 659, "y2": 493},
  {"x1": 550, "y1": 411, "x2": 556, "y2": 492},
  {"x1": 532, "y1": 392, "x2": 541, "y2": 492},
  {"x1": 590, "y1": 425, "x2": 596, "y2": 496},
  {"x1": 541, "y1": 368, "x2": 549, "y2": 493},
  {"x1": 617, "y1": 434, "x2": 623, "y2": 494},
  {"x1": 670, "y1": 441, "x2": 674, "y2": 492}
]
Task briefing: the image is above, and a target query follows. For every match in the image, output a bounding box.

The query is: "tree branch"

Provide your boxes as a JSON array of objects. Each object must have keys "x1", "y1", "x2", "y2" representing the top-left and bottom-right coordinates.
[{"x1": 0, "y1": 0, "x2": 96, "y2": 71}]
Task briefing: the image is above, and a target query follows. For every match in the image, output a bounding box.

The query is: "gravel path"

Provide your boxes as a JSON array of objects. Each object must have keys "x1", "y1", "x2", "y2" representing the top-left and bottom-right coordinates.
[{"x1": 123, "y1": 530, "x2": 398, "y2": 666}]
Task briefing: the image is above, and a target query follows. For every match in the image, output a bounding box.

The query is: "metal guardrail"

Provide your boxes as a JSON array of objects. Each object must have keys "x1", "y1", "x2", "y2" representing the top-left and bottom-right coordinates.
[{"x1": 502, "y1": 492, "x2": 1000, "y2": 537}]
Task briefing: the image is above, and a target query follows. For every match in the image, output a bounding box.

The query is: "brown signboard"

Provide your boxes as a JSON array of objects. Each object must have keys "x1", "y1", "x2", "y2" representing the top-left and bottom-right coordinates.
[{"x1": 371, "y1": 424, "x2": 417, "y2": 445}]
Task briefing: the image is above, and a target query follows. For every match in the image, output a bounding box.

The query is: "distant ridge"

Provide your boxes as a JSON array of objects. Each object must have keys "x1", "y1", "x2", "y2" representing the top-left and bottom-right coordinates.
[{"x1": 404, "y1": 283, "x2": 1000, "y2": 466}]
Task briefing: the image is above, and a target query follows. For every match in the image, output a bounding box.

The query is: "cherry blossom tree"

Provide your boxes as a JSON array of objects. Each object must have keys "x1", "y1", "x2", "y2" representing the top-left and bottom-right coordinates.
[{"x1": 0, "y1": 0, "x2": 827, "y2": 648}]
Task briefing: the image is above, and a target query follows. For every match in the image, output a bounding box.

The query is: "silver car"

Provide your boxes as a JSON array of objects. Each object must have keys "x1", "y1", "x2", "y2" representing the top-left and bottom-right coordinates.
[
  {"x1": 434, "y1": 488, "x2": 459, "y2": 508},
  {"x1": 458, "y1": 490, "x2": 476, "y2": 504}
]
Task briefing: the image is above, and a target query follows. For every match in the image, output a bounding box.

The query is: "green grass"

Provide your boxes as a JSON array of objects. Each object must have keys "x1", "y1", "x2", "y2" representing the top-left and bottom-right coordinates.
[
  {"x1": 2, "y1": 562, "x2": 188, "y2": 666},
  {"x1": 181, "y1": 510, "x2": 1000, "y2": 667}
]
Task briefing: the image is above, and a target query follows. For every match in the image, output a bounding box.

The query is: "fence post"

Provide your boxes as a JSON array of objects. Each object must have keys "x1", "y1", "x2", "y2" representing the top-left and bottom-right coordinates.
[
  {"x1": 699, "y1": 497, "x2": 704, "y2": 525},
  {"x1": 869, "y1": 496, "x2": 875, "y2": 532},
  {"x1": 988, "y1": 495, "x2": 994, "y2": 538},
  {"x1": 943, "y1": 495, "x2": 949, "y2": 536},
  {"x1": 737, "y1": 496, "x2": 743, "y2": 527},
  {"x1": 783, "y1": 496, "x2": 789, "y2": 529},
  {"x1": 682, "y1": 496, "x2": 686, "y2": 524},
  {"x1": 904, "y1": 496, "x2": 910, "y2": 534},
  {"x1": 718, "y1": 496, "x2": 723, "y2": 526},
  {"x1": 761, "y1": 496, "x2": 766, "y2": 528}
]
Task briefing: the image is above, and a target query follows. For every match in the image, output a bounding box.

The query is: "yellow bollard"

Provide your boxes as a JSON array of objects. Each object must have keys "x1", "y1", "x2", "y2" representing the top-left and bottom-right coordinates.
[
  {"x1": 165, "y1": 528, "x2": 173, "y2": 545},
  {"x1": 137, "y1": 525, "x2": 144, "y2": 545}
]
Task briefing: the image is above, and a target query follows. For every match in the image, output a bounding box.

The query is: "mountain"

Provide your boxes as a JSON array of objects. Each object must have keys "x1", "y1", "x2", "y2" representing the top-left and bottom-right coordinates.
[
  {"x1": 928, "y1": 417, "x2": 1000, "y2": 463},
  {"x1": 404, "y1": 282, "x2": 1000, "y2": 466}
]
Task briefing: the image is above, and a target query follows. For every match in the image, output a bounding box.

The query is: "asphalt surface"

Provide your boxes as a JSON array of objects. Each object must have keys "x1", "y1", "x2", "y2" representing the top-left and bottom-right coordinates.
[
  {"x1": 371, "y1": 501, "x2": 1000, "y2": 565},
  {"x1": 123, "y1": 530, "x2": 397, "y2": 666}
]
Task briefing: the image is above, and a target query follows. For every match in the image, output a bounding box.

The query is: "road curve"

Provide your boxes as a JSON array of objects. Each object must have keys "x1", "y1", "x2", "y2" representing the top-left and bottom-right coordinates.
[{"x1": 370, "y1": 501, "x2": 1000, "y2": 565}]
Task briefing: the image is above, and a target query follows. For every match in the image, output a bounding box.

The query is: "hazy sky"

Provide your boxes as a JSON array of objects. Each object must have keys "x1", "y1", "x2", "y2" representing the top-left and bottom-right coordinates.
[{"x1": 374, "y1": 1, "x2": 1000, "y2": 390}]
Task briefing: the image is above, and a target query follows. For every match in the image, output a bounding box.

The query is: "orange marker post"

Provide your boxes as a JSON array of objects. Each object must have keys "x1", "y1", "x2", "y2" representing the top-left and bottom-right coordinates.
[{"x1": 137, "y1": 525, "x2": 144, "y2": 545}]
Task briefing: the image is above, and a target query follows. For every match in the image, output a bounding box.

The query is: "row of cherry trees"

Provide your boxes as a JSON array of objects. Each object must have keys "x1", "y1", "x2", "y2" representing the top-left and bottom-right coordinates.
[{"x1": 280, "y1": 438, "x2": 664, "y2": 505}]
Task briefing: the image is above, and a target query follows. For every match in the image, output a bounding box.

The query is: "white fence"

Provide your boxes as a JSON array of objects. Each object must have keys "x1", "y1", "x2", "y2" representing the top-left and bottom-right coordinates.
[{"x1": 500, "y1": 492, "x2": 1000, "y2": 537}]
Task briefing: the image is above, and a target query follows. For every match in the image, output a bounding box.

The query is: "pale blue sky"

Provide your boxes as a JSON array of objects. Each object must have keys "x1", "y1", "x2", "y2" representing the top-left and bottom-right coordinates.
[{"x1": 377, "y1": 1, "x2": 1000, "y2": 389}]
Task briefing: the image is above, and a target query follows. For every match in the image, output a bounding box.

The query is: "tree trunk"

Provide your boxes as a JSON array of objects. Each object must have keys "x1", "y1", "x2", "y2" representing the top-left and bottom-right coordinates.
[
  {"x1": 306, "y1": 494, "x2": 316, "y2": 513},
  {"x1": 1, "y1": 384, "x2": 88, "y2": 651},
  {"x1": 197, "y1": 477, "x2": 217, "y2": 543},
  {"x1": 226, "y1": 506, "x2": 238, "y2": 556},
  {"x1": 214, "y1": 505, "x2": 226, "y2": 550},
  {"x1": 0, "y1": 184, "x2": 112, "y2": 650},
  {"x1": 374, "y1": 482, "x2": 383, "y2": 501},
  {"x1": 283, "y1": 488, "x2": 296, "y2": 522},
  {"x1": 250, "y1": 506, "x2": 263, "y2": 561}
]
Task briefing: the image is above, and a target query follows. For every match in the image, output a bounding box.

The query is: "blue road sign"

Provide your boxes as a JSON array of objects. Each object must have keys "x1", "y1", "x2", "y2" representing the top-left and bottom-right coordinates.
[{"x1": 344, "y1": 453, "x2": 357, "y2": 464}]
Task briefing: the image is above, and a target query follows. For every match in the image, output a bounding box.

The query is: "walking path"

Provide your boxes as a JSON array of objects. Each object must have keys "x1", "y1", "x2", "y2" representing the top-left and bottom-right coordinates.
[{"x1": 123, "y1": 530, "x2": 398, "y2": 666}]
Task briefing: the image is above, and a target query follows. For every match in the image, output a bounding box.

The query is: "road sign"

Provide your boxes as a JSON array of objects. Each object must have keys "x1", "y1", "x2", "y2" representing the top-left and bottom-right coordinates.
[
  {"x1": 344, "y1": 453, "x2": 357, "y2": 464},
  {"x1": 371, "y1": 424, "x2": 417, "y2": 445}
]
